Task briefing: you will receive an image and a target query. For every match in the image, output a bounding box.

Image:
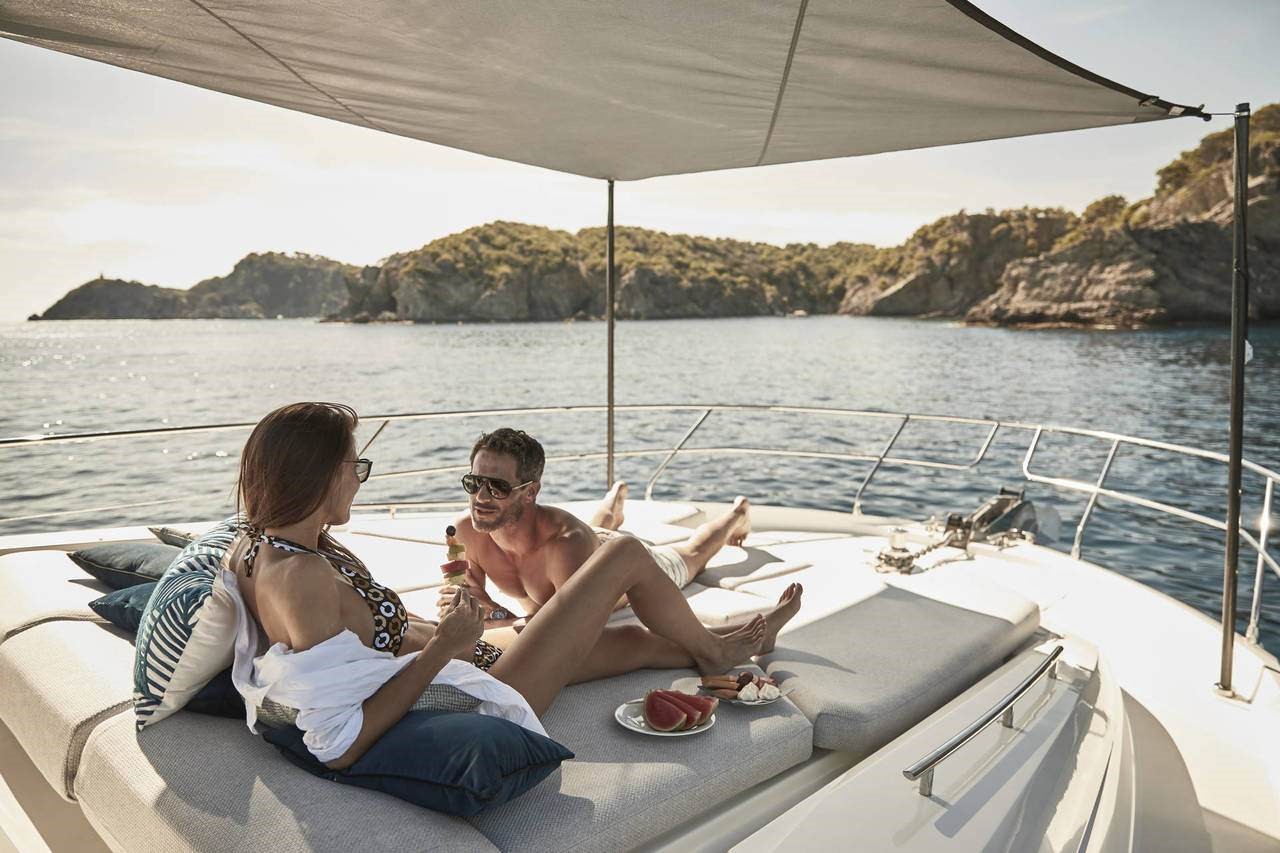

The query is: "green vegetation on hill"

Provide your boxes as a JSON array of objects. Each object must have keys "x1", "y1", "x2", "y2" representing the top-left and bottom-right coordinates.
[
  {"x1": 32, "y1": 103, "x2": 1279, "y2": 326},
  {"x1": 1157, "y1": 103, "x2": 1280, "y2": 195}
]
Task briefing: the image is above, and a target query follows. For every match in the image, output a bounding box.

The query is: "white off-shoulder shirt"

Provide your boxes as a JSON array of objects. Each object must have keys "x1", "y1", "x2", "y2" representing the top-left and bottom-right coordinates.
[{"x1": 222, "y1": 569, "x2": 546, "y2": 763}]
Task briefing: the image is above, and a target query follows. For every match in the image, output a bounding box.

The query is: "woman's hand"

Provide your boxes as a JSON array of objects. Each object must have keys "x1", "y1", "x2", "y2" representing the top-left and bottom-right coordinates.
[{"x1": 430, "y1": 587, "x2": 484, "y2": 659}]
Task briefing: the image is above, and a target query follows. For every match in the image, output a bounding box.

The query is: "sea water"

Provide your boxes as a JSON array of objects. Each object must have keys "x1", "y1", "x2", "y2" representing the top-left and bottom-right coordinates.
[{"x1": 1, "y1": 316, "x2": 1277, "y2": 650}]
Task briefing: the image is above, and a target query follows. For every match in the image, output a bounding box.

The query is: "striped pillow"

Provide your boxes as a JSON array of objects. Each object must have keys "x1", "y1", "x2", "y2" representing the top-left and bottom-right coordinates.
[{"x1": 132, "y1": 517, "x2": 241, "y2": 729}]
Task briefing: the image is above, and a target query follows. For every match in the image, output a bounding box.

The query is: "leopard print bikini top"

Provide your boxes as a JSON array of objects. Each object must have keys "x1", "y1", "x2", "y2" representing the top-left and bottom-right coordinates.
[{"x1": 238, "y1": 526, "x2": 407, "y2": 655}]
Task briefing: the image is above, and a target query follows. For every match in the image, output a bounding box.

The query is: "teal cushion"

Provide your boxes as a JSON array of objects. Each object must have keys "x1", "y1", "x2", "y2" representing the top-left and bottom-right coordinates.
[
  {"x1": 69, "y1": 543, "x2": 181, "y2": 589},
  {"x1": 133, "y1": 516, "x2": 240, "y2": 729},
  {"x1": 263, "y1": 710, "x2": 572, "y2": 816},
  {"x1": 89, "y1": 582, "x2": 157, "y2": 632}
]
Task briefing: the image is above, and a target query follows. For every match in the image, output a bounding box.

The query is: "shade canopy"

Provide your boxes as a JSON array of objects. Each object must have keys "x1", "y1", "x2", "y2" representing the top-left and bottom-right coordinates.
[{"x1": 2, "y1": 1, "x2": 1204, "y2": 180}]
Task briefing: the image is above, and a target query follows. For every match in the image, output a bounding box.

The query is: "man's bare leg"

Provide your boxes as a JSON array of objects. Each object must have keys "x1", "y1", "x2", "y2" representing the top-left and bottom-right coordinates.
[
  {"x1": 569, "y1": 582, "x2": 804, "y2": 681},
  {"x1": 708, "y1": 582, "x2": 803, "y2": 654},
  {"x1": 590, "y1": 480, "x2": 628, "y2": 530},
  {"x1": 488, "y1": 536, "x2": 766, "y2": 715},
  {"x1": 669, "y1": 496, "x2": 752, "y2": 583}
]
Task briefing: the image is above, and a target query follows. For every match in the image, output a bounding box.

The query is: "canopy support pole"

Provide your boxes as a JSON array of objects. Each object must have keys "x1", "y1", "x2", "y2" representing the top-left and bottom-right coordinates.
[
  {"x1": 606, "y1": 179, "x2": 616, "y2": 488},
  {"x1": 1219, "y1": 102, "x2": 1250, "y2": 695}
]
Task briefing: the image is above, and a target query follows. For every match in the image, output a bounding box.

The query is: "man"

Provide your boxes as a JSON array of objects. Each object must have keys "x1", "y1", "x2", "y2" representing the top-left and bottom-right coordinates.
[{"x1": 437, "y1": 427, "x2": 776, "y2": 629}]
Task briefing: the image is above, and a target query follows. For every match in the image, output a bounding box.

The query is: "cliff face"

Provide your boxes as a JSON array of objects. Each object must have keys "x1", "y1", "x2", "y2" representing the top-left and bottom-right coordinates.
[
  {"x1": 184, "y1": 252, "x2": 358, "y2": 318},
  {"x1": 837, "y1": 209, "x2": 1074, "y2": 317},
  {"x1": 966, "y1": 105, "x2": 1280, "y2": 327},
  {"x1": 382, "y1": 223, "x2": 594, "y2": 322}
]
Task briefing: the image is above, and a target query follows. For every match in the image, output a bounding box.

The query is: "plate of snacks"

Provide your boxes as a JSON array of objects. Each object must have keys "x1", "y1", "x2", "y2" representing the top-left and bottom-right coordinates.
[
  {"x1": 700, "y1": 671, "x2": 792, "y2": 706},
  {"x1": 615, "y1": 689, "x2": 718, "y2": 736}
]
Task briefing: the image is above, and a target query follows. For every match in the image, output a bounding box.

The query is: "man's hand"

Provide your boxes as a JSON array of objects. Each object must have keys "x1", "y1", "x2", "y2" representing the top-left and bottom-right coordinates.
[{"x1": 437, "y1": 583, "x2": 496, "y2": 618}]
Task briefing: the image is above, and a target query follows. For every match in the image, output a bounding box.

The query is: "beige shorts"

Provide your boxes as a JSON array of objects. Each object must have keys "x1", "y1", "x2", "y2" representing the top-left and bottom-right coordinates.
[{"x1": 595, "y1": 529, "x2": 690, "y2": 588}]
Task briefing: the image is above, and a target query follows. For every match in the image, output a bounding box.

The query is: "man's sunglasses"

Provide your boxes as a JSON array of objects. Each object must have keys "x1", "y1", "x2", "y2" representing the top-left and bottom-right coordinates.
[
  {"x1": 350, "y1": 458, "x2": 372, "y2": 483},
  {"x1": 462, "y1": 473, "x2": 534, "y2": 500}
]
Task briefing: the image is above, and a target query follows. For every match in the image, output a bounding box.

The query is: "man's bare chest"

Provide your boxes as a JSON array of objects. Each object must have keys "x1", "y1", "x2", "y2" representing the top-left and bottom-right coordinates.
[{"x1": 475, "y1": 543, "x2": 555, "y2": 604}]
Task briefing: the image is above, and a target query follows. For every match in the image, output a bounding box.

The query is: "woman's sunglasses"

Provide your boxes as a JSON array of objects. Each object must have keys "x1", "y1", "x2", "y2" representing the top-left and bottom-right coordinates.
[
  {"x1": 461, "y1": 473, "x2": 534, "y2": 500},
  {"x1": 350, "y1": 458, "x2": 372, "y2": 483}
]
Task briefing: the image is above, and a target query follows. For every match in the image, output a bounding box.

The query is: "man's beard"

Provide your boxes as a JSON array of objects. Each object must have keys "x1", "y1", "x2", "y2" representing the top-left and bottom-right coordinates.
[{"x1": 472, "y1": 500, "x2": 525, "y2": 532}]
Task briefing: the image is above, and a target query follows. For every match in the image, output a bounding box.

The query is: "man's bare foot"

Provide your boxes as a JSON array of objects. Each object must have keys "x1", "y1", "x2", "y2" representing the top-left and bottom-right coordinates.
[
  {"x1": 758, "y1": 583, "x2": 803, "y2": 654},
  {"x1": 591, "y1": 480, "x2": 628, "y2": 530},
  {"x1": 727, "y1": 496, "x2": 752, "y2": 547},
  {"x1": 695, "y1": 614, "x2": 766, "y2": 675}
]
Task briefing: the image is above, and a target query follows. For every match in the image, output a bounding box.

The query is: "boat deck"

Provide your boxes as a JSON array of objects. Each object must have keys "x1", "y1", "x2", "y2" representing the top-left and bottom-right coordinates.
[{"x1": 0, "y1": 500, "x2": 1277, "y2": 851}]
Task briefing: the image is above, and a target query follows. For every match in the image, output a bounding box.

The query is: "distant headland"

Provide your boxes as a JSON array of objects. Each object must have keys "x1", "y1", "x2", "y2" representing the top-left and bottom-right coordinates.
[{"x1": 31, "y1": 104, "x2": 1279, "y2": 328}]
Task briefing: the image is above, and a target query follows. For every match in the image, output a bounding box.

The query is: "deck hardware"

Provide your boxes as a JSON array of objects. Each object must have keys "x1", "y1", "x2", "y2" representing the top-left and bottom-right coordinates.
[{"x1": 903, "y1": 645, "x2": 1064, "y2": 798}]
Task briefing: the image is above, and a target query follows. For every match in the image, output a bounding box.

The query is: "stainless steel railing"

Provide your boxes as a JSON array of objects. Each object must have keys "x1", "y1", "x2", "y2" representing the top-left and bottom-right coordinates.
[
  {"x1": 902, "y1": 645, "x2": 1064, "y2": 797},
  {"x1": 2, "y1": 403, "x2": 1277, "y2": 645}
]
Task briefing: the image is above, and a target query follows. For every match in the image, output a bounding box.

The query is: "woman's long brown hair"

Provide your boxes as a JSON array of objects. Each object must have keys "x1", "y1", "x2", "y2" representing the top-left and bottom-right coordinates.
[{"x1": 236, "y1": 402, "x2": 367, "y2": 573}]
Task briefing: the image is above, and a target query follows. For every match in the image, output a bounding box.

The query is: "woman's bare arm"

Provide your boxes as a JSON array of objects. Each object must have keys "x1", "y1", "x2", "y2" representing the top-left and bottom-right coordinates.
[{"x1": 328, "y1": 590, "x2": 484, "y2": 769}]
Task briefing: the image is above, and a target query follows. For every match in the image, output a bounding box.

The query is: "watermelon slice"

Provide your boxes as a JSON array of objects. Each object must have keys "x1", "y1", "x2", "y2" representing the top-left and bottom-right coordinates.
[
  {"x1": 642, "y1": 693, "x2": 687, "y2": 732},
  {"x1": 658, "y1": 691, "x2": 715, "y2": 727},
  {"x1": 656, "y1": 691, "x2": 705, "y2": 729}
]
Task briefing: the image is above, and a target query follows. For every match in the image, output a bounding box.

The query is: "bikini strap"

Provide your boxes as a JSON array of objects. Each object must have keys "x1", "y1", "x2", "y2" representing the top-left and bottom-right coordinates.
[{"x1": 235, "y1": 522, "x2": 320, "y2": 577}]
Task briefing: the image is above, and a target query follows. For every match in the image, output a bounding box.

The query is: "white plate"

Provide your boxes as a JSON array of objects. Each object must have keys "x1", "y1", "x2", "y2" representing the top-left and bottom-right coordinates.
[
  {"x1": 699, "y1": 685, "x2": 795, "y2": 706},
  {"x1": 614, "y1": 699, "x2": 716, "y2": 736}
]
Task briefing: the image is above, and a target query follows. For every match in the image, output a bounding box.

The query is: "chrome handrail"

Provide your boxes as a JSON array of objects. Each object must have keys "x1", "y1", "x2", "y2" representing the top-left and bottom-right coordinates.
[
  {"x1": 3, "y1": 404, "x2": 1277, "y2": 646},
  {"x1": 903, "y1": 645, "x2": 1064, "y2": 798},
  {"x1": 1248, "y1": 479, "x2": 1275, "y2": 644}
]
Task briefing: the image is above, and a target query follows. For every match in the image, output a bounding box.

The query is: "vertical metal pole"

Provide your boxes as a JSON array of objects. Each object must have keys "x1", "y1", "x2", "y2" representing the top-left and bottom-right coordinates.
[
  {"x1": 1219, "y1": 102, "x2": 1250, "y2": 694},
  {"x1": 606, "y1": 180, "x2": 616, "y2": 488}
]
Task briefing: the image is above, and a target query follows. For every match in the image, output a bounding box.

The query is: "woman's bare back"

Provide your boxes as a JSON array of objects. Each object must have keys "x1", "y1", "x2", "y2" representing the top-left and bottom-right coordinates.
[{"x1": 226, "y1": 534, "x2": 377, "y2": 652}]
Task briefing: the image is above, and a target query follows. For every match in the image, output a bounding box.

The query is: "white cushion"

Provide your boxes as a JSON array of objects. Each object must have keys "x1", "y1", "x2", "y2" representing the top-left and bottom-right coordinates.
[
  {"x1": 696, "y1": 542, "x2": 812, "y2": 590},
  {"x1": 468, "y1": 665, "x2": 812, "y2": 851},
  {"x1": 0, "y1": 550, "x2": 109, "y2": 642},
  {"x1": 745, "y1": 563, "x2": 1040, "y2": 756},
  {"x1": 0, "y1": 621, "x2": 135, "y2": 799},
  {"x1": 77, "y1": 712, "x2": 498, "y2": 852}
]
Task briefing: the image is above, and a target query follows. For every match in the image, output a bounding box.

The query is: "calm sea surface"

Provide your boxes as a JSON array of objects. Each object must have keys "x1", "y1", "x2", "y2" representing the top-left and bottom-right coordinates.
[{"x1": 2, "y1": 317, "x2": 1278, "y2": 651}]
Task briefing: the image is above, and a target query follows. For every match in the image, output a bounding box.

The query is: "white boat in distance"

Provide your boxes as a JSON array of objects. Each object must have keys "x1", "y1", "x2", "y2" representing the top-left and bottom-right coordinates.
[{"x1": 0, "y1": 2, "x2": 1275, "y2": 852}]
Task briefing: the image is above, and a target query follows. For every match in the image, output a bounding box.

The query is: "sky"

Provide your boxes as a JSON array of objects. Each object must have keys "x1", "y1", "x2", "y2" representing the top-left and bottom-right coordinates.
[{"x1": 1, "y1": 0, "x2": 1278, "y2": 322}]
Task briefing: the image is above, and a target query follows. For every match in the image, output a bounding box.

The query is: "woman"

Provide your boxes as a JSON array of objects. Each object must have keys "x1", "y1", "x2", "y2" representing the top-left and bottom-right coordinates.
[{"x1": 227, "y1": 402, "x2": 801, "y2": 770}]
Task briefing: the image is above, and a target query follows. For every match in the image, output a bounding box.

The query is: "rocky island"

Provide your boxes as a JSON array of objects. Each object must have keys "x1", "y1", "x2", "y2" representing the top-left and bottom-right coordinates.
[{"x1": 31, "y1": 104, "x2": 1278, "y2": 328}]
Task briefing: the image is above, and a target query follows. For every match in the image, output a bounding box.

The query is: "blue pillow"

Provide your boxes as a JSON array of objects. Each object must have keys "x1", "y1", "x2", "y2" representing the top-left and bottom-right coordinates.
[
  {"x1": 133, "y1": 516, "x2": 241, "y2": 729},
  {"x1": 263, "y1": 710, "x2": 573, "y2": 816},
  {"x1": 184, "y1": 668, "x2": 244, "y2": 719},
  {"x1": 89, "y1": 582, "x2": 157, "y2": 632},
  {"x1": 69, "y1": 543, "x2": 181, "y2": 589}
]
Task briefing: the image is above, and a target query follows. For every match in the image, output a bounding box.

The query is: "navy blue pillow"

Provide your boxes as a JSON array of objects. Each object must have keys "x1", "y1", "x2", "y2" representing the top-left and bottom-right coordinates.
[
  {"x1": 89, "y1": 583, "x2": 244, "y2": 720},
  {"x1": 263, "y1": 710, "x2": 572, "y2": 816},
  {"x1": 184, "y1": 668, "x2": 243, "y2": 718},
  {"x1": 70, "y1": 542, "x2": 181, "y2": 589},
  {"x1": 89, "y1": 582, "x2": 157, "y2": 632}
]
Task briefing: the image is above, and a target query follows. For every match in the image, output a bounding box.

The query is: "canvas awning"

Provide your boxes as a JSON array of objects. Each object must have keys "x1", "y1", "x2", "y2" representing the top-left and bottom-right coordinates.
[{"x1": 2, "y1": 0, "x2": 1205, "y2": 180}]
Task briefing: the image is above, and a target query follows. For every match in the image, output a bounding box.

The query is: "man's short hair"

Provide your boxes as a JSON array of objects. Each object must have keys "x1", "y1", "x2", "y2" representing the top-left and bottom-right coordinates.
[{"x1": 470, "y1": 428, "x2": 545, "y2": 484}]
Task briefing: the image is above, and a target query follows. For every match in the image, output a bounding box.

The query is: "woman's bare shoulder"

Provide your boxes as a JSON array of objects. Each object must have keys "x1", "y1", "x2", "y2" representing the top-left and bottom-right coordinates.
[{"x1": 257, "y1": 553, "x2": 345, "y2": 650}]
